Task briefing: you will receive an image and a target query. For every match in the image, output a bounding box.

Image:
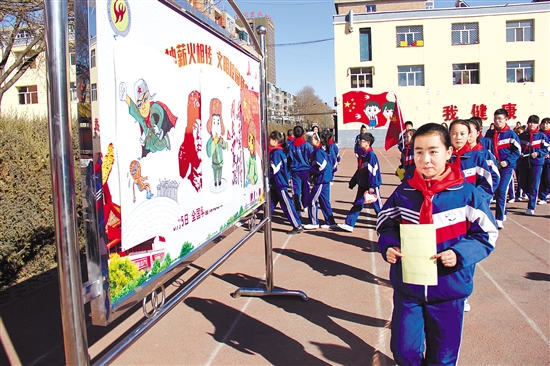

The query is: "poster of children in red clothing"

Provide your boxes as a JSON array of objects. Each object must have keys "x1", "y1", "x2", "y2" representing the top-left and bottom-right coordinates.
[{"x1": 88, "y1": 0, "x2": 264, "y2": 318}]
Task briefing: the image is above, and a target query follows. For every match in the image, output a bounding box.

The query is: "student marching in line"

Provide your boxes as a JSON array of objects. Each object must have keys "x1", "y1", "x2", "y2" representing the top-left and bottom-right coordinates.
[
  {"x1": 354, "y1": 125, "x2": 368, "y2": 161},
  {"x1": 326, "y1": 129, "x2": 341, "y2": 184},
  {"x1": 267, "y1": 131, "x2": 304, "y2": 235},
  {"x1": 470, "y1": 116, "x2": 495, "y2": 155},
  {"x1": 396, "y1": 128, "x2": 416, "y2": 181},
  {"x1": 491, "y1": 109, "x2": 521, "y2": 229},
  {"x1": 303, "y1": 132, "x2": 338, "y2": 230},
  {"x1": 538, "y1": 117, "x2": 550, "y2": 204},
  {"x1": 517, "y1": 115, "x2": 550, "y2": 215},
  {"x1": 337, "y1": 133, "x2": 382, "y2": 233},
  {"x1": 377, "y1": 123, "x2": 497, "y2": 366},
  {"x1": 467, "y1": 118, "x2": 500, "y2": 204},
  {"x1": 449, "y1": 119, "x2": 500, "y2": 205},
  {"x1": 288, "y1": 125, "x2": 314, "y2": 214}
]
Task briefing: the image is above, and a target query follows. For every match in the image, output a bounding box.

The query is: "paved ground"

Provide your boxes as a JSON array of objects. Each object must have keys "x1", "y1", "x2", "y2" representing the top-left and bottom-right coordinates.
[{"x1": 1, "y1": 147, "x2": 549, "y2": 365}]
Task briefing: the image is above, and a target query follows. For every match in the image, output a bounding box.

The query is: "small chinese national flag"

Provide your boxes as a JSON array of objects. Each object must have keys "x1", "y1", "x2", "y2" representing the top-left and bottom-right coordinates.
[{"x1": 385, "y1": 96, "x2": 405, "y2": 150}]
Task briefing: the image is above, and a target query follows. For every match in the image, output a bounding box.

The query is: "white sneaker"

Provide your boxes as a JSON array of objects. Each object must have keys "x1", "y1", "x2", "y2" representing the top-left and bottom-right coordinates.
[
  {"x1": 303, "y1": 224, "x2": 319, "y2": 230},
  {"x1": 490, "y1": 199, "x2": 496, "y2": 204},
  {"x1": 525, "y1": 209, "x2": 534, "y2": 216},
  {"x1": 464, "y1": 298, "x2": 471, "y2": 312},
  {"x1": 537, "y1": 200, "x2": 547, "y2": 205},
  {"x1": 320, "y1": 224, "x2": 330, "y2": 229},
  {"x1": 496, "y1": 220, "x2": 504, "y2": 230},
  {"x1": 507, "y1": 199, "x2": 515, "y2": 203},
  {"x1": 337, "y1": 223, "x2": 354, "y2": 232}
]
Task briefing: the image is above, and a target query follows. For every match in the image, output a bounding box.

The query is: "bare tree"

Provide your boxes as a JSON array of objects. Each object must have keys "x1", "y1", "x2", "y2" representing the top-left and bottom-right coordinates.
[
  {"x1": 292, "y1": 86, "x2": 333, "y2": 130},
  {"x1": 0, "y1": 0, "x2": 45, "y2": 115}
]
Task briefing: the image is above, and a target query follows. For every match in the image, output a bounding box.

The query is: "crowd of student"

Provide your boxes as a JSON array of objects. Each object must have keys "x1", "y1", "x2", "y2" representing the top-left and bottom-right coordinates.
[{"x1": 264, "y1": 110, "x2": 548, "y2": 366}]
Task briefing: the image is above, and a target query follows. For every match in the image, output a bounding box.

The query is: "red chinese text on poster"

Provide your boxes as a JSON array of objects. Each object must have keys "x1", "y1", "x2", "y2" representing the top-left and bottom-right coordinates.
[
  {"x1": 471, "y1": 104, "x2": 488, "y2": 120},
  {"x1": 443, "y1": 105, "x2": 459, "y2": 122},
  {"x1": 502, "y1": 103, "x2": 517, "y2": 120}
]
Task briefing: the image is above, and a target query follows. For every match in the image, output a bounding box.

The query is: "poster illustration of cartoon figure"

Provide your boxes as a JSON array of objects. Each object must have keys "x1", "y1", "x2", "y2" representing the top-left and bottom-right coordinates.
[
  {"x1": 382, "y1": 101, "x2": 395, "y2": 126},
  {"x1": 241, "y1": 89, "x2": 261, "y2": 187},
  {"x1": 205, "y1": 98, "x2": 229, "y2": 192},
  {"x1": 178, "y1": 90, "x2": 202, "y2": 192},
  {"x1": 129, "y1": 160, "x2": 153, "y2": 202},
  {"x1": 119, "y1": 79, "x2": 178, "y2": 157},
  {"x1": 364, "y1": 100, "x2": 381, "y2": 128}
]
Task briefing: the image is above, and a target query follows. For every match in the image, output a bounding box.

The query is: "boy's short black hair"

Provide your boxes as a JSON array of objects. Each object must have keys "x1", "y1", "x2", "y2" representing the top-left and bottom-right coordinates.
[
  {"x1": 527, "y1": 114, "x2": 540, "y2": 124},
  {"x1": 359, "y1": 132, "x2": 375, "y2": 145},
  {"x1": 494, "y1": 108, "x2": 508, "y2": 118},
  {"x1": 288, "y1": 129, "x2": 294, "y2": 136},
  {"x1": 405, "y1": 121, "x2": 414, "y2": 128},
  {"x1": 293, "y1": 125, "x2": 305, "y2": 137}
]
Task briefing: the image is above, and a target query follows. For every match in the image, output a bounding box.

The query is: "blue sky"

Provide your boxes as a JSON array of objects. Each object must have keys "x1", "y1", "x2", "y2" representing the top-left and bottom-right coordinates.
[{"x1": 221, "y1": 0, "x2": 532, "y2": 104}]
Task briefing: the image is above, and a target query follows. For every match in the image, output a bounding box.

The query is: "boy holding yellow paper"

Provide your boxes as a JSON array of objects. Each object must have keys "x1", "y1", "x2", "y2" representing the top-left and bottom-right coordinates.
[{"x1": 377, "y1": 123, "x2": 498, "y2": 366}]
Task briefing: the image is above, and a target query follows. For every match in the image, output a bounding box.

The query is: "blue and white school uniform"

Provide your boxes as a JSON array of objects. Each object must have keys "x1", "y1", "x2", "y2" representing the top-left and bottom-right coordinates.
[
  {"x1": 377, "y1": 167, "x2": 497, "y2": 366},
  {"x1": 492, "y1": 126, "x2": 521, "y2": 223},
  {"x1": 345, "y1": 147, "x2": 382, "y2": 227},
  {"x1": 538, "y1": 130, "x2": 550, "y2": 201},
  {"x1": 518, "y1": 130, "x2": 550, "y2": 210},
  {"x1": 307, "y1": 146, "x2": 336, "y2": 226},
  {"x1": 269, "y1": 147, "x2": 302, "y2": 229},
  {"x1": 288, "y1": 136, "x2": 314, "y2": 212}
]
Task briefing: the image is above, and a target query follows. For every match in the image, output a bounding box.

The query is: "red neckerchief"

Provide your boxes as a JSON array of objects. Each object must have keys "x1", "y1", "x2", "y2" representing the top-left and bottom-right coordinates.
[
  {"x1": 293, "y1": 136, "x2": 307, "y2": 147},
  {"x1": 287, "y1": 136, "x2": 295, "y2": 142},
  {"x1": 407, "y1": 164, "x2": 465, "y2": 224},
  {"x1": 328, "y1": 138, "x2": 335, "y2": 145},
  {"x1": 493, "y1": 125, "x2": 510, "y2": 161},
  {"x1": 472, "y1": 142, "x2": 483, "y2": 151},
  {"x1": 525, "y1": 127, "x2": 539, "y2": 153},
  {"x1": 358, "y1": 146, "x2": 372, "y2": 169},
  {"x1": 452, "y1": 143, "x2": 472, "y2": 169},
  {"x1": 269, "y1": 144, "x2": 283, "y2": 154}
]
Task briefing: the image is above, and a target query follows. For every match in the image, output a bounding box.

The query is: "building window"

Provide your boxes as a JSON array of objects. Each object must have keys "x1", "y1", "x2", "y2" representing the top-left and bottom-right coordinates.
[
  {"x1": 425, "y1": 1, "x2": 434, "y2": 9},
  {"x1": 70, "y1": 82, "x2": 78, "y2": 101},
  {"x1": 396, "y1": 25, "x2": 423, "y2": 47},
  {"x1": 91, "y1": 49, "x2": 96, "y2": 68},
  {"x1": 452, "y1": 23, "x2": 479, "y2": 45},
  {"x1": 506, "y1": 61, "x2": 534, "y2": 82},
  {"x1": 398, "y1": 65, "x2": 424, "y2": 86},
  {"x1": 506, "y1": 20, "x2": 534, "y2": 42},
  {"x1": 16, "y1": 30, "x2": 32, "y2": 39},
  {"x1": 453, "y1": 63, "x2": 480, "y2": 84},
  {"x1": 17, "y1": 85, "x2": 38, "y2": 104},
  {"x1": 350, "y1": 67, "x2": 373, "y2": 88},
  {"x1": 366, "y1": 5, "x2": 376, "y2": 12},
  {"x1": 91, "y1": 83, "x2": 97, "y2": 101},
  {"x1": 70, "y1": 52, "x2": 76, "y2": 65},
  {"x1": 359, "y1": 28, "x2": 372, "y2": 61}
]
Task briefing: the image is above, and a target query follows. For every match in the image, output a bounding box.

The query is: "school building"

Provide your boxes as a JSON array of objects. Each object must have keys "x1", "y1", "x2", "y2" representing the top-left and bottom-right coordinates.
[{"x1": 333, "y1": 1, "x2": 550, "y2": 148}]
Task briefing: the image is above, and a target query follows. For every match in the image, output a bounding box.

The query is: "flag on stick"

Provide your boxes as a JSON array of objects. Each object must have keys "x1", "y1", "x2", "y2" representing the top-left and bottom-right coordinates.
[{"x1": 385, "y1": 96, "x2": 405, "y2": 150}]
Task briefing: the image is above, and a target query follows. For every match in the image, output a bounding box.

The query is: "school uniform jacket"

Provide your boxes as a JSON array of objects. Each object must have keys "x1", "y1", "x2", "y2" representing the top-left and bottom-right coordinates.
[
  {"x1": 309, "y1": 147, "x2": 333, "y2": 185},
  {"x1": 269, "y1": 148, "x2": 290, "y2": 189},
  {"x1": 288, "y1": 137, "x2": 313, "y2": 172},
  {"x1": 377, "y1": 181, "x2": 497, "y2": 302},
  {"x1": 352, "y1": 148, "x2": 382, "y2": 189},
  {"x1": 518, "y1": 130, "x2": 550, "y2": 166},
  {"x1": 328, "y1": 140, "x2": 341, "y2": 172},
  {"x1": 400, "y1": 145, "x2": 414, "y2": 169},
  {"x1": 451, "y1": 148, "x2": 500, "y2": 202},
  {"x1": 544, "y1": 131, "x2": 550, "y2": 165},
  {"x1": 493, "y1": 127, "x2": 521, "y2": 167}
]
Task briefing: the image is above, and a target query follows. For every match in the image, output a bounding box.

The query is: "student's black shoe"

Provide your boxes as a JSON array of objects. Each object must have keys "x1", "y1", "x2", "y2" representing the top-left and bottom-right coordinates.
[{"x1": 286, "y1": 226, "x2": 304, "y2": 235}]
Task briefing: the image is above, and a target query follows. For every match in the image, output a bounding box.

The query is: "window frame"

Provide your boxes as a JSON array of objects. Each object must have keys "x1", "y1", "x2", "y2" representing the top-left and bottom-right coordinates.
[
  {"x1": 91, "y1": 83, "x2": 98, "y2": 101},
  {"x1": 452, "y1": 63, "x2": 480, "y2": 85},
  {"x1": 397, "y1": 65, "x2": 425, "y2": 87},
  {"x1": 349, "y1": 67, "x2": 374, "y2": 89},
  {"x1": 359, "y1": 28, "x2": 372, "y2": 62},
  {"x1": 396, "y1": 25, "x2": 424, "y2": 47},
  {"x1": 451, "y1": 22, "x2": 479, "y2": 45},
  {"x1": 506, "y1": 61, "x2": 534, "y2": 83},
  {"x1": 17, "y1": 85, "x2": 39, "y2": 105},
  {"x1": 506, "y1": 20, "x2": 534, "y2": 42},
  {"x1": 91, "y1": 49, "x2": 96, "y2": 68}
]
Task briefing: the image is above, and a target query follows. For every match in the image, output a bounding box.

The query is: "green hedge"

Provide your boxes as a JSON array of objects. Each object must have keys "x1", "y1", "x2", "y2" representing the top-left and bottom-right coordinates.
[{"x1": 0, "y1": 112, "x2": 83, "y2": 289}]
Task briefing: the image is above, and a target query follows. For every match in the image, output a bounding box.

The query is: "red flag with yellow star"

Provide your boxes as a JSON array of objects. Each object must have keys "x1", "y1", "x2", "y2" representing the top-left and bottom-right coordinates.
[
  {"x1": 385, "y1": 96, "x2": 405, "y2": 150},
  {"x1": 342, "y1": 91, "x2": 390, "y2": 128}
]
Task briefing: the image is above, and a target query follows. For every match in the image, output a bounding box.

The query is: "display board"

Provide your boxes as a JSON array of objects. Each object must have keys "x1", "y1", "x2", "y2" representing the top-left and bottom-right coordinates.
[{"x1": 81, "y1": 0, "x2": 264, "y2": 325}]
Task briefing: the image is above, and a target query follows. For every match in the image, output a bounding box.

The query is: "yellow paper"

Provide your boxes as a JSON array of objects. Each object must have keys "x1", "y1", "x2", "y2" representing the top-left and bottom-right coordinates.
[{"x1": 400, "y1": 224, "x2": 438, "y2": 286}]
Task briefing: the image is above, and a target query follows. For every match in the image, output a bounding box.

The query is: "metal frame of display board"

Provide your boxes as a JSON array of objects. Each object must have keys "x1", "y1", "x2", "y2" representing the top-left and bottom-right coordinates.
[{"x1": 43, "y1": 0, "x2": 307, "y2": 364}]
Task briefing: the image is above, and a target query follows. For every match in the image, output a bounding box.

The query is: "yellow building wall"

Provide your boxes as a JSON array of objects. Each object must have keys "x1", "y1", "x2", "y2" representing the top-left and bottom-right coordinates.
[{"x1": 334, "y1": 4, "x2": 550, "y2": 133}]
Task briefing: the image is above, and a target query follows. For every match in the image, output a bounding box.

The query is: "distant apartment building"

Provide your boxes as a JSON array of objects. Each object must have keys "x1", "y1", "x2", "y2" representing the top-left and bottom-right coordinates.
[
  {"x1": 236, "y1": 14, "x2": 277, "y2": 85},
  {"x1": 333, "y1": 0, "x2": 550, "y2": 147}
]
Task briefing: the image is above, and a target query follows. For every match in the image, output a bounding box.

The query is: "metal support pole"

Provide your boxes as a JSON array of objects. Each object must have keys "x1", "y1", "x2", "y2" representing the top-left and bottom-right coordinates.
[
  {"x1": 232, "y1": 26, "x2": 307, "y2": 302},
  {"x1": 44, "y1": 1, "x2": 90, "y2": 364}
]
